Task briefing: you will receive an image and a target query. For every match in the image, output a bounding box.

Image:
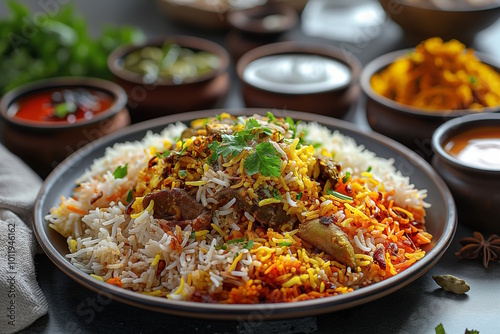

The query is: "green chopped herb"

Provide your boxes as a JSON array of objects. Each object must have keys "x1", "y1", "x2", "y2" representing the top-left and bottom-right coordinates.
[
  {"x1": 243, "y1": 239, "x2": 254, "y2": 250},
  {"x1": 190, "y1": 230, "x2": 196, "y2": 239},
  {"x1": 233, "y1": 252, "x2": 240, "y2": 260},
  {"x1": 113, "y1": 163, "x2": 128, "y2": 179},
  {"x1": 126, "y1": 189, "x2": 133, "y2": 202},
  {"x1": 267, "y1": 111, "x2": 276, "y2": 123},
  {"x1": 178, "y1": 169, "x2": 186, "y2": 178},
  {"x1": 227, "y1": 238, "x2": 245, "y2": 244},
  {"x1": 312, "y1": 142, "x2": 322, "y2": 149},
  {"x1": 204, "y1": 118, "x2": 210, "y2": 125},
  {"x1": 262, "y1": 127, "x2": 273, "y2": 136},
  {"x1": 156, "y1": 151, "x2": 170, "y2": 159},
  {"x1": 296, "y1": 192, "x2": 303, "y2": 200},
  {"x1": 216, "y1": 114, "x2": 222, "y2": 121},
  {"x1": 278, "y1": 241, "x2": 292, "y2": 247},
  {"x1": 209, "y1": 141, "x2": 220, "y2": 163},
  {"x1": 272, "y1": 188, "x2": 282, "y2": 201},
  {"x1": 326, "y1": 189, "x2": 353, "y2": 201},
  {"x1": 54, "y1": 101, "x2": 77, "y2": 118},
  {"x1": 367, "y1": 166, "x2": 372, "y2": 172},
  {"x1": 244, "y1": 142, "x2": 281, "y2": 177},
  {"x1": 470, "y1": 76, "x2": 477, "y2": 85},
  {"x1": 245, "y1": 117, "x2": 259, "y2": 130},
  {"x1": 176, "y1": 140, "x2": 187, "y2": 156},
  {"x1": 215, "y1": 244, "x2": 227, "y2": 250},
  {"x1": 212, "y1": 134, "x2": 247, "y2": 160},
  {"x1": 342, "y1": 171, "x2": 351, "y2": 184},
  {"x1": 435, "y1": 324, "x2": 445, "y2": 334},
  {"x1": 285, "y1": 117, "x2": 300, "y2": 139}
]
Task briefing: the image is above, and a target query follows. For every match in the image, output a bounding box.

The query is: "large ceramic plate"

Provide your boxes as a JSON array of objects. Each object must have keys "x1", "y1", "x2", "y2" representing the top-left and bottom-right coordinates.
[{"x1": 34, "y1": 109, "x2": 456, "y2": 320}]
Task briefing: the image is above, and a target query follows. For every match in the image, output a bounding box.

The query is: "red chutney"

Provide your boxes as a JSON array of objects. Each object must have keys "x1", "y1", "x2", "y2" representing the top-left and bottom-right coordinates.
[
  {"x1": 443, "y1": 126, "x2": 500, "y2": 170},
  {"x1": 8, "y1": 88, "x2": 114, "y2": 125}
]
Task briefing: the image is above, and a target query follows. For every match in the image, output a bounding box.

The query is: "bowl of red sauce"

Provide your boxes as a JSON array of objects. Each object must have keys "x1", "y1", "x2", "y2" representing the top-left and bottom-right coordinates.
[
  {"x1": 432, "y1": 113, "x2": 500, "y2": 233},
  {"x1": 0, "y1": 77, "x2": 130, "y2": 177}
]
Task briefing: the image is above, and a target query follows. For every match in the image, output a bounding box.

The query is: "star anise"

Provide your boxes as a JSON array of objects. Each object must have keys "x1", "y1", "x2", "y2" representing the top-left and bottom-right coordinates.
[{"x1": 455, "y1": 232, "x2": 500, "y2": 268}]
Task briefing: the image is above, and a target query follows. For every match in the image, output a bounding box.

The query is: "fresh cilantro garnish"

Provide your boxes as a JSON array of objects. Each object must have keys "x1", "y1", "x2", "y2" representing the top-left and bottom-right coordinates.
[
  {"x1": 213, "y1": 134, "x2": 247, "y2": 159},
  {"x1": 227, "y1": 238, "x2": 245, "y2": 244},
  {"x1": 113, "y1": 163, "x2": 128, "y2": 179},
  {"x1": 208, "y1": 141, "x2": 220, "y2": 163},
  {"x1": 244, "y1": 142, "x2": 281, "y2": 177},
  {"x1": 216, "y1": 114, "x2": 222, "y2": 121},
  {"x1": 278, "y1": 241, "x2": 292, "y2": 247},
  {"x1": 272, "y1": 188, "x2": 282, "y2": 201},
  {"x1": 243, "y1": 239, "x2": 254, "y2": 250},
  {"x1": 190, "y1": 230, "x2": 196, "y2": 239},
  {"x1": 367, "y1": 166, "x2": 372, "y2": 172},
  {"x1": 176, "y1": 140, "x2": 187, "y2": 156},
  {"x1": 285, "y1": 117, "x2": 301, "y2": 140},
  {"x1": 126, "y1": 189, "x2": 133, "y2": 202},
  {"x1": 267, "y1": 111, "x2": 276, "y2": 123},
  {"x1": 342, "y1": 171, "x2": 351, "y2": 184},
  {"x1": 327, "y1": 189, "x2": 353, "y2": 201},
  {"x1": 262, "y1": 127, "x2": 273, "y2": 136},
  {"x1": 296, "y1": 192, "x2": 303, "y2": 200},
  {"x1": 178, "y1": 170, "x2": 186, "y2": 178},
  {"x1": 312, "y1": 143, "x2": 322, "y2": 149},
  {"x1": 245, "y1": 117, "x2": 259, "y2": 130},
  {"x1": 156, "y1": 151, "x2": 170, "y2": 159},
  {"x1": 215, "y1": 244, "x2": 227, "y2": 250}
]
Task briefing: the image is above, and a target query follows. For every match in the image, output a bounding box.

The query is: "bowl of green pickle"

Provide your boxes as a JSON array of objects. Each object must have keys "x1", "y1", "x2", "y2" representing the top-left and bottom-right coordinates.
[{"x1": 108, "y1": 36, "x2": 230, "y2": 122}]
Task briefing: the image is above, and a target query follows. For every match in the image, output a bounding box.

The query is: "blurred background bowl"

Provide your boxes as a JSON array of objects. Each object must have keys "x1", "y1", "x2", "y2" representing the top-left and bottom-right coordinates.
[
  {"x1": 432, "y1": 113, "x2": 500, "y2": 233},
  {"x1": 379, "y1": 0, "x2": 500, "y2": 45},
  {"x1": 108, "y1": 35, "x2": 230, "y2": 123},
  {"x1": 0, "y1": 77, "x2": 130, "y2": 178},
  {"x1": 237, "y1": 41, "x2": 361, "y2": 118},
  {"x1": 361, "y1": 49, "x2": 500, "y2": 159}
]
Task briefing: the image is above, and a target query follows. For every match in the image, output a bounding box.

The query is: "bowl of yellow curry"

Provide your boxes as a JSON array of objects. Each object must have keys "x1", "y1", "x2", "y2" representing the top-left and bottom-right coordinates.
[{"x1": 361, "y1": 38, "x2": 500, "y2": 159}]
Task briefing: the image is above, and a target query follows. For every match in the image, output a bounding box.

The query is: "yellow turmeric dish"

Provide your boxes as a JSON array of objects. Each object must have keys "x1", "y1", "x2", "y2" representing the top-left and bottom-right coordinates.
[{"x1": 370, "y1": 38, "x2": 500, "y2": 111}]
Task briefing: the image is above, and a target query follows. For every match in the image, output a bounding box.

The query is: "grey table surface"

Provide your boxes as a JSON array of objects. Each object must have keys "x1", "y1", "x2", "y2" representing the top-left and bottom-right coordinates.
[{"x1": 2, "y1": 1, "x2": 500, "y2": 333}]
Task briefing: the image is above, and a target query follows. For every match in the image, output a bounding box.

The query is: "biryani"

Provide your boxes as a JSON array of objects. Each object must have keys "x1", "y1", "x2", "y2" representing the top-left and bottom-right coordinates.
[{"x1": 46, "y1": 113, "x2": 432, "y2": 303}]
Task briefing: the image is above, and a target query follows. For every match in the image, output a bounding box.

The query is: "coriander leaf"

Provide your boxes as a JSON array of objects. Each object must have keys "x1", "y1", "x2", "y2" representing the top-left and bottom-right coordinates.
[
  {"x1": 178, "y1": 170, "x2": 186, "y2": 178},
  {"x1": 367, "y1": 166, "x2": 372, "y2": 172},
  {"x1": 435, "y1": 323, "x2": 445, "y2": 334},
  {"x1": 227, "y1": 238, "x2": 245, "y2": 244},
  {"x1": 126, "y1": 189, "x2": 133, "y2": 202},
  {"x1": 215, "y1": 244, "x2": 227, "y2": 250},
  {"x1": 278, "y1": 241, "x2": 292, "y2": 247},
  {"x1": 312, "y1": 142, "x2": 322, "y2": 149},
  {"x1": 245, "y1": 117, "x2": 259, "y2": 130},
  {"x1": 267, "y1": 111, "x2": 276, "y2": 122},
  {"x1": 326, "y1": 189, "x2": 353, "y2": 201},
  {"x1": 113, "y1": 163, "x2": 128, "y2": 179},
  {"x1": 262, "y1": 127, "x2": 273, "y2": 136},
  {"x1": 272, "y1": 188, "x2": 282, "y2": 201},
  {"x1": 342, "y1": 171, "x2": 351, "y2": 184},
  {"x1": 216, "y1": 134, "x2": 247, "y2": 159},
  {"x1": 244, "y1": 142, "x2": 281, "y2": 177},
  {"x1": 243, "y1": 239, "x2": 254, "y2": 250},
  {"x1": 156, "y1": 151, "x2": 170, "y2": 159},
  {"x1": 190, "y1": 230, "x2": 196, "y2": 239},
  {"x1": 296, "y1": 192, "x2": 303, "y2": 200},
  {"x1": 208, "y1": 141, "x2": 220, "y2": 163}
]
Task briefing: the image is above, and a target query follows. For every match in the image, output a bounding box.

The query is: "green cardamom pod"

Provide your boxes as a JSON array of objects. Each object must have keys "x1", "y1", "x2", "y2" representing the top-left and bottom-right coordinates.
[{"x1": 432, "y1": 275, "x2": 470, "y2": 294}]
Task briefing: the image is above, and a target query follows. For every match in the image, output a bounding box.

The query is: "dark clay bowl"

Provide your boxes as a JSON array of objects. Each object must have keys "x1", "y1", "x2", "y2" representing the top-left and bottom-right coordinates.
[
  {"x1": 0, "y1": 77, "x2": 130, "y2": 178},
  {"x1": 379, "y1": 0, "x2": 500, "y2": 45},
  {"x1": 361, "y1": 49, "x2": 500, "y2": 159},
  {"x1": 432, "y1": 113, "x2": 500, "y2": 234},
  {"x1": 107, "y1": 36, "x2": 230, "y2": 123},
  {"x1": 236, "y1": 42, "x2": 361, "y2": 118}
]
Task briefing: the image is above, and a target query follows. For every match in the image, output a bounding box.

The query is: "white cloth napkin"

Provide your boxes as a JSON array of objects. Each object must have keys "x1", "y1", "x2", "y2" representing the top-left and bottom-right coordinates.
[{"x1": 0, "y1": 144, "x2": 48, "y2": 333}]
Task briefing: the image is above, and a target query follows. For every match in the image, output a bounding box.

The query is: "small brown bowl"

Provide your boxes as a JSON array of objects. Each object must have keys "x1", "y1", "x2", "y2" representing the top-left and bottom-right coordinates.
[
  {"x1": 0, "y1": 77, "x2": 130, "y2": 178},
  {"x1": 379, "y1": 0, "x2": 500, "y2": 45},
  {"x1": 107, "y1": 36, "x2": 230, "y2": 123},
  {"x1": 236, "y1": 42, "x2": 361, "y2": 118},
  {"x1": 227, "y1": 3, "x2": 298, "y2": 61},
  {"x1": 431, "y1": 113, "x2": 500, "y2": 233},
  {"x1": 361, "y1": 49, "x2": 500, "y2": 159}
]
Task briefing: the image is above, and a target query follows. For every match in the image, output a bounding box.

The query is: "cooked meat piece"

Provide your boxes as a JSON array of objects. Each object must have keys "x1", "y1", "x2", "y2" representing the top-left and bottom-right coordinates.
[
  {"x1": 315, "y1": 156, "x2": 341, "y2": 187},
  {"x1": 298, "y1": 218, "x2": 356, "y2": 268},
  {"x1": 142, "y1": 188, "x2": 212, "y2": 231},
  {"x1": 215, "y1": 187, "x2": 289, "y2": 228},
  {"x1": 206, "y1": 123, "x2": 233, "y2": 136}
]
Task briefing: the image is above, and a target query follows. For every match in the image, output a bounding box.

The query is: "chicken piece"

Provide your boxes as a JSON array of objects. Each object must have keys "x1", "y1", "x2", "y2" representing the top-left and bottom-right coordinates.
[
  {"x1": 215, "y1": 187, "x2": 289, "y2": 229},
  {"x1": 142, "y1": 188, "x2": 212, "y2": 231},
  {"x1": 315, "y1": 156, "x2": 341, "y2": 186},
  {"x1": 298, "y1": 217, "x2": 356, "y2": 268}
]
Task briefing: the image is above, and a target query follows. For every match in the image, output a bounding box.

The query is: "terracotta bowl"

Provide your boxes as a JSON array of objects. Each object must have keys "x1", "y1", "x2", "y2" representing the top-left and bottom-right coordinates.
[
  {"x1": 227, "y1": 3, "x2": 298, "y2": 61},
  {"x1": 379, "y1": 0, "x2": 500, "y2": 45},
  {"x1": 361, "y1": 49, "x2": 500, "y2": 159},
  {"x1": 236, "y1": 42, "x2": 361, "y2": 118},
  {"x1": 107, "y1": 36, "x2": 230, "y2": 123},
  {"x1": 0, "y1": 77, "x2": 130, "y2": 178},
  {"x1": 432, "y1": 113, "x2": 500, "y2": 233}
]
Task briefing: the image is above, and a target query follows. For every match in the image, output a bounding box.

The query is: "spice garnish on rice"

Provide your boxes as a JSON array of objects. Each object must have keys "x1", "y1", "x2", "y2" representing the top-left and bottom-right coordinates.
[{"x1": 46, "y1": 112, "x2": 431, "y2": 303}]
